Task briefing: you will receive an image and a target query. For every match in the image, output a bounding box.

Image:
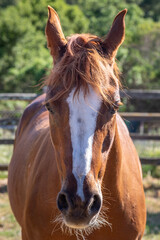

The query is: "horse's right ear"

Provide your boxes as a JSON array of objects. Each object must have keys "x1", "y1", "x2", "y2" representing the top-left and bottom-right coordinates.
[{"x1": 46, "y1": 6, "x2": 67, "y2": 63}]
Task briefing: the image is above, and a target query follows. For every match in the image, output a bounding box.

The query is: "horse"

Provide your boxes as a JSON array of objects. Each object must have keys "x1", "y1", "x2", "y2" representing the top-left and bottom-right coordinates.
[{"x1": 8, "y1": 6, "x2": 146, "y2": 240}]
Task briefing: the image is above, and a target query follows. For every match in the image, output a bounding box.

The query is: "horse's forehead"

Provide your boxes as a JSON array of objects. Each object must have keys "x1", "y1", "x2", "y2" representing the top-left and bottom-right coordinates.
[
  {"x1": 66, "y1": 87, "x2": 102, "y2": 133},
  {"x1": 67, "y1": 86, "x2": 101, "y2": 110},
  {"x1": 66, "y1": 86, "x2": 102, "y2": 200}
]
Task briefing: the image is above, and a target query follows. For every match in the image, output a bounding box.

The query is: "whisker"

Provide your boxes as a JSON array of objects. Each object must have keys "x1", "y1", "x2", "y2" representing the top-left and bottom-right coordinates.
[
  {"x1": 51, "y1": 190, "x2": 113, "y2": 240},
  {"x1": 51, "y1": 208, "x2": 111, "y2": 240}
]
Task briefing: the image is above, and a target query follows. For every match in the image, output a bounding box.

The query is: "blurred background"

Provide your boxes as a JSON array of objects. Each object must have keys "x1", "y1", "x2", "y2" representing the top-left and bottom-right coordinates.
[{"x1": 0, "y1": 0, "x2": 160, "y2": 239}]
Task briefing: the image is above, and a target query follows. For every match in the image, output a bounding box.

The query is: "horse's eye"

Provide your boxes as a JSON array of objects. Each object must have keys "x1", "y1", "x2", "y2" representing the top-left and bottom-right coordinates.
[
  {"x1": 110, "y1": 101, "x2": 123, "y2": 114},
  {"x1": 45, "y1": 103, "x2": 54, "y2": 114},
  {"x1": 110, "y1": 107, "x2": 116, "y2": 115},
  {"x1": 98, "y1": 169, "x2": 103, "y2": 179},
  {"x1": 114, "y1": 100, "x2": 123, "y2": 109}
]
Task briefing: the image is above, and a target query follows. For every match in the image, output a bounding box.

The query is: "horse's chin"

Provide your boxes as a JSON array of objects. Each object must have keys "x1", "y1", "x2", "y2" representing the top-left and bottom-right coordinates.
[
  {"x1": 64, "y1": 214, "x2": 98, "y2": 230},
  {"x1": 53, "y1": 211, "x2": 110, "y2": 238}
]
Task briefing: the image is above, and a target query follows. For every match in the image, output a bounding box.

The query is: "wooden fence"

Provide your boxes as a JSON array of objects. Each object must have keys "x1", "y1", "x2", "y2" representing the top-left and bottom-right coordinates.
[
  {"x1": 1, "y1": 89, "x2": 160, "y2": 100},
  {"x1": 0, "y1": 90, "x2": 160, "y2": 170}
]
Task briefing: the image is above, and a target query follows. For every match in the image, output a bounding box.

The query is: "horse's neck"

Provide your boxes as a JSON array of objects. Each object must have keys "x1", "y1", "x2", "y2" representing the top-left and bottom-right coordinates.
[
  {"x1": 103, "y1": 114, "x2": 140, "y2": 197},
  {"x1": 105, "y1": 124, "x2": 122, "y2": 180},
  {"x1": 103, "y1": 118, "x2": 126, "y2": 199}
]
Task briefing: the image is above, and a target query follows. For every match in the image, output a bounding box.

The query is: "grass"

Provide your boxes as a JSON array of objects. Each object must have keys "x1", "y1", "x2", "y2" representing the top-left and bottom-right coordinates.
[
  {"x1": 143, "y1": 175, "x2": 160, "y2": 240},
  {"x1": 0, "y1": 146, "x2": 13, "y2": 180},
  {"x1": 134, "y1": 140, "x2": 160, "y2": 158},
  {"x1": 0, "y1": 172, "x2": 8, "y2": 180},
  {"x1": 0, "y1": 146, "x2": 13, "y2": 165},
  {"x1": 0, "y1": 189, "x2": 21, "y2": 240},
  {"x1": 0, "y1": 100, "x2": 27, "y2": 112},
  {"x1": 134, "y1": 140, "x2": 160, "y2": 178}
]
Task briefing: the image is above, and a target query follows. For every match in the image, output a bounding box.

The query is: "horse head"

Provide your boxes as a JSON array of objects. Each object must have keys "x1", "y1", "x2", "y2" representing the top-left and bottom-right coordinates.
[{"x1": 45, "y1": 6, "x2": 126, "y2": 231}]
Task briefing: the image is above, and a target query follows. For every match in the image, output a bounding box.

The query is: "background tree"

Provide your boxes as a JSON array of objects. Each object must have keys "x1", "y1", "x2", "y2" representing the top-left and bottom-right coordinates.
[
  {"x1": 0, "y1": 0, "x2": 89, "y2": 92},
  {"x1": 0, "y1": 0, "x2": 160, "y2": 92}
]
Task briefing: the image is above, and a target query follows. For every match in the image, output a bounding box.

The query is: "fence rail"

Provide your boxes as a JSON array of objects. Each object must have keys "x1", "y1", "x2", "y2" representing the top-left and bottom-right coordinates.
[
  {"x1": 120, "y1": 112, "x2": 160, "y2": 122},
  {"x1": 0, "y1": 164, "x2": 8, "y2": 171},
  {"x1": 130, "y1": 134, "x2": 160, "y2": 140},
  {"x1": 1, "y1": 89, "x2": 160, "y2": 100},
  {"x1": 0, "y1": 139, "x2": 14, "y2": 144},
  {"x1": 120, "y1": 89, "x2": 160, "y2": 99},
  {"x1": 0, "y1": 93, "x2": 38, "y2": 101},
  {"x1": 140, "y1": 158, "x2": 160, "y2": 165}
]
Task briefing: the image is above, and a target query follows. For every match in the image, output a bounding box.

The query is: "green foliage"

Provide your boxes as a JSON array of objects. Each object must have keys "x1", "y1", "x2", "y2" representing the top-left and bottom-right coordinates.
[
  {"x1": 121, "y1": 19, "x2": 160, "y2": 89},
  {"x1": 72, "y1": 1, "x2": 160, "y2": 89},
  {"x1": 140, "y1": 0, "x2": 160, "y2": 21},
  {"x1": 142, "y1": 165, "x2": 160, "y2": 178},
  {"x1": 0, "y1": 0, "x2": 160, "y2": 92},
  {"x1": 0, "y1": 0, "x2": 89, "y2": 93},
  {"x1": 0, "y1": 0, "x2": 18, "y2": 8}
]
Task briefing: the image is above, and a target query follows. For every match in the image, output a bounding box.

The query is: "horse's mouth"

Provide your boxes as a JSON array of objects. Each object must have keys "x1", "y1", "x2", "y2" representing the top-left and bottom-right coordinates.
[
  {"x1": 64, "y1": 214, "x2": 98, "y2": 230},
  {"x1": 53, "y1": 209, "x2": 111, "y2": 238}
]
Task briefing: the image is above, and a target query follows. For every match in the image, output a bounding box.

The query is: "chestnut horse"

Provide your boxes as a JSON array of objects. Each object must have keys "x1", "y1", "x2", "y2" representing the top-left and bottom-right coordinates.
[{"x1": 8, "y1": 6, "x2": 146, "y2": 240}]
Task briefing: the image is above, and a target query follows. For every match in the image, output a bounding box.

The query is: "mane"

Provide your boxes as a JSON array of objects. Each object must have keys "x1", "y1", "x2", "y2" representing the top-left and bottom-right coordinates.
[{"x1": 44, "y1": 34, "x2": 121, "y2": 104}]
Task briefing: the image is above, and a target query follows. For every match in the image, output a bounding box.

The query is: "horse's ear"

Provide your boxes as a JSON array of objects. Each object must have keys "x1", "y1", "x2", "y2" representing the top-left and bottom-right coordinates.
[
  {"x1": 103, "y1": 9, "x2": 127, "y2": 59},
  {"x1": 46, "y1": 6, "x2": 67, "y2": 63}
]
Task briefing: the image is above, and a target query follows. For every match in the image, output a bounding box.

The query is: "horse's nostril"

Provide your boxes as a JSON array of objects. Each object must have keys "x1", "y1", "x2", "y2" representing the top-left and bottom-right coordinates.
[
  {"x1": 89, "y1": 194, "x2": 101, "y2": 213},
  {"x1": 57, "y1": 193, "x2": 68, "y2": 212}
]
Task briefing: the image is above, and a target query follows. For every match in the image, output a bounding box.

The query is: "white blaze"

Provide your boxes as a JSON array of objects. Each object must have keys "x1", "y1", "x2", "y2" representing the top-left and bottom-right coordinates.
[{"x1": 67, "y1": 86, "x2": 102, "y2": 200}]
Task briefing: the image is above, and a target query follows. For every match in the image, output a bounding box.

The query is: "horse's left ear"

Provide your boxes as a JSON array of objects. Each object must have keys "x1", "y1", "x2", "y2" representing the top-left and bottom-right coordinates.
[
  {"x1": 103, "y1": 9, "x2": 127, "y2": 59},
  {"x1": 46, "y1": 6, "x2": 67, "y2": 63}
]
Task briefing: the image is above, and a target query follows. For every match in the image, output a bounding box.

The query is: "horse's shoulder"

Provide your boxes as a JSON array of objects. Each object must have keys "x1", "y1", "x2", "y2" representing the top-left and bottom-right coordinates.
[
  {"x1": 25, "y1": 93, "x2": 46, "y2": 116},
  {"x1": 16, "y1": 94, "x2": 47, "y2": 137}
]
